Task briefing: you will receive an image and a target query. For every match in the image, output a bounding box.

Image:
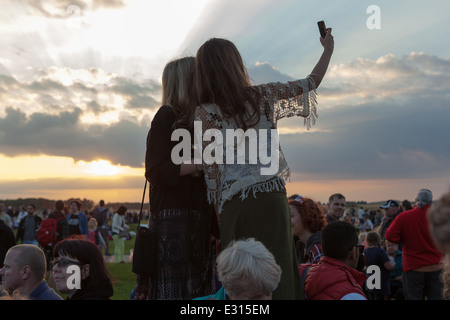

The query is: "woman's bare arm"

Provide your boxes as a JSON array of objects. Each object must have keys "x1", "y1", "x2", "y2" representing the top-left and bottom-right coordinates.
[{"x1": 309, "y1": 28, "x2": 334, "y2": 88}]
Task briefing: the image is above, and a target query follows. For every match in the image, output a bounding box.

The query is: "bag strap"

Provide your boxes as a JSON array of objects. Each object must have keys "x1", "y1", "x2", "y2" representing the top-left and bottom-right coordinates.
[
  {"x1": 302, "y1": 265, "x2": 311, "y2": 299},
  {"x1": 138, "y1": 179, "x2": 147, "y2": 225}
]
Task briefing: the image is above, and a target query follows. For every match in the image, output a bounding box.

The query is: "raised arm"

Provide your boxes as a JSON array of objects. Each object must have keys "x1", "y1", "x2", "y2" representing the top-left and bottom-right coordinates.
[
  {"x1": 309, "y1": 28, "x2": 334, "y2": 88},
  {"x1": 255, "y1": 28, "x2": 334, "y2": 127}
]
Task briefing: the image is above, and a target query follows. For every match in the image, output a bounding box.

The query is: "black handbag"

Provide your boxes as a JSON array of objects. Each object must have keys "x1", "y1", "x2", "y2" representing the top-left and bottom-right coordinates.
[{"x1": 132, "y1": 180, "x2": 157, "y2": 278}]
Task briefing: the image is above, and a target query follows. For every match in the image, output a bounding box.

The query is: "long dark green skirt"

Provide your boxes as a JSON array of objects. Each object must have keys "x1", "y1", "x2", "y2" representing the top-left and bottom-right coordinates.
[{"x1": 220, "y1": 191, "x2": 303, "y2": 300}]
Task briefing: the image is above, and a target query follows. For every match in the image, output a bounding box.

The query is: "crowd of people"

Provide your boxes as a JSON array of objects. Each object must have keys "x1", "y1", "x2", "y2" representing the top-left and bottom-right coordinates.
[
  {"x1": 1, "y1": 28, "x2": 450, "y2": 302},
  {"x1": 0, "y1": 198, "x2": 138, "y2": 287},
  {"x1": 2, "y1": 189, "x2": 449, "y2": 301}
]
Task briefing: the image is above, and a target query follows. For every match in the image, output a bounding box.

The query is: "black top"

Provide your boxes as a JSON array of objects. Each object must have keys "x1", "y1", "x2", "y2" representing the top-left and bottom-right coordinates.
[
  {"x1": 145, "y1": 106, "x2": 219, "y2": 237},
  {"x1": 0, "y1": 220, "x2": 15, "y2": 267},
  {"x1": 67, "y1": 281, "x2": 114, "y2": 300}
]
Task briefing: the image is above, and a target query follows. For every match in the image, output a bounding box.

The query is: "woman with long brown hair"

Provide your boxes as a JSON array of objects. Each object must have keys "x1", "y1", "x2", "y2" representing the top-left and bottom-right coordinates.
[{"x1": 194, "y1": 29, "x2": 334, "y2": 299}]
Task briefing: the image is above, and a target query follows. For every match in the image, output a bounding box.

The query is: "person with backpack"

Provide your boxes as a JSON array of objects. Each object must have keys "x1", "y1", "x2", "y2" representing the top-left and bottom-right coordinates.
[
  {"x1": 37, "y1": 200, "x2": 69, "y2": 269},
  {"x1": 92, "y1": 200, "x2": 111, "y2": 256}
]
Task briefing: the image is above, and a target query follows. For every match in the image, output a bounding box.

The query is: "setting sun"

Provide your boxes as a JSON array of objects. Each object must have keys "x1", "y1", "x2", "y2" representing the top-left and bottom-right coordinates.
[{"x1": 77, "y1": 159, "x2": 122, "y2": 176}]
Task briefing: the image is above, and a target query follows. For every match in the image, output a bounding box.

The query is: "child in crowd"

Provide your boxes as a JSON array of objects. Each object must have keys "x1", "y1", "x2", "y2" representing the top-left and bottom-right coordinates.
[
  {"x1": 363, "y1": 231, "x2": 394, "y2": 300},
  {"x1": 87, "y1": 218, "x2": 105, "y2": 250},
  {"x1": 385, "y1": 240, "x2": 404, "y2": 300}
]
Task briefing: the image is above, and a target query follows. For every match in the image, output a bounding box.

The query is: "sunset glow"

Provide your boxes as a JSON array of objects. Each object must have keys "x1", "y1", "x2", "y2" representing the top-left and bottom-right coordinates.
[
  {"x1": 78, "y1": 159, "x2": 123, "y2": 176},
  {"x1": 0, "y1": 1, "x2": 449, "y2": 204}
]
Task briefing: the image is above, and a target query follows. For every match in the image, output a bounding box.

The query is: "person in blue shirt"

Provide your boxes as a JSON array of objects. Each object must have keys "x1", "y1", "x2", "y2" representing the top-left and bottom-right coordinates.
[
  {"x1": 386, "y1": 240, "x2": 404, "y2": 299},
  {"x1": 0, "y1": 244, "x2": 62, "y2": 300},
  {"x1": 66, "y1": 200, "x2": 88, "y2": 236}
]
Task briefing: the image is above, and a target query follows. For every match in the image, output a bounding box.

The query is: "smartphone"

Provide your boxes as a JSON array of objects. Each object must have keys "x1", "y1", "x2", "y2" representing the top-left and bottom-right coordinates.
[{"x1": 317, "y1": 20, "x2": 327, "y2": 38}]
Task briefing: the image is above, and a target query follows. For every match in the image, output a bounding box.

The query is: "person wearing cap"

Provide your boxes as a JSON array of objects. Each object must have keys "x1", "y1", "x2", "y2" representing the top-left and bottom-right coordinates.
[
  {"x1": 376, "y1": 200, "x2": 401, "y2": 250},
  {"x1": 385, "y1": 189, "x2": 444, "y2": 300}
]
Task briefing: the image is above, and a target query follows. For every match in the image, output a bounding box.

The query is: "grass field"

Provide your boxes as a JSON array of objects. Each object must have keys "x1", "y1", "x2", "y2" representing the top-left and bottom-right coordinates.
[
  {"x1": 105, "y1": 221, "x2": 144, "y2": 300},
  {"x1": 107, "y1": 261, "x2": 136, "y2": 300}
]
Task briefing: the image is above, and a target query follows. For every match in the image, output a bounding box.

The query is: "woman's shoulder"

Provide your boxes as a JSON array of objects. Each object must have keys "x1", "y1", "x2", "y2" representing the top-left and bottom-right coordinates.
[{"x1": 153, "y1": 105, "x2": 176, "y2": 122}]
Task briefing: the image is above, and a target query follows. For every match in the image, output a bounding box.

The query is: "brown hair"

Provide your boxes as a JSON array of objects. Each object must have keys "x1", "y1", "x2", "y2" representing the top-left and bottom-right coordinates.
[
  {"x1": 69, "y1": 199, "x2": 82, "y2": 210},
  {"x1": 53, "y1": 236, "x2": 113, "y2": 290},
  {"x1": 328, "y1": 193, "x2": 346, "y2": 203},
  {"x1": 288, "y1": 197, "x2": 327, "y2": 233},
  {"x1": 366, "y1": 231, "x2": 381, "y2": 247},
  {"x1": 194, "y1": 38, "x2": 261, "y2": 130}
]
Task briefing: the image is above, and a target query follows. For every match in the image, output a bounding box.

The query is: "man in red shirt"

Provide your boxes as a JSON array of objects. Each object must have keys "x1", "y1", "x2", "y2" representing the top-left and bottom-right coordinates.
[{"x1": 386, "y1": 189, "x2": 444, "y2": 300}]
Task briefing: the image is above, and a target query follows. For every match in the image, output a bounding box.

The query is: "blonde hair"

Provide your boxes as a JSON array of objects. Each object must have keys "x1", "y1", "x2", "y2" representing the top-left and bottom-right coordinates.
[
  {"x1": 162, "y1": 57, "x2": 196, "y2": 130},
  {"x1": 88, "y1": 217, "x2": 98, "y2": 230},
  {"x1": 442, "y1": 256, "x2": 450, "y2": 300},
  {"x1": 428, "y1": 190, "x2": 450, "y2": 247},
  {"x1": 217, "y1": 238, "x2": 281, "y2": 297},
  {"x1": 428, "y1": 190, "x2": 450, "y2": 300}
]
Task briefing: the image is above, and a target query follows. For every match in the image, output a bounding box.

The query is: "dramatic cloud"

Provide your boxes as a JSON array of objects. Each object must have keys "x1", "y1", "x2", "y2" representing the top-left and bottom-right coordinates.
[
  {"x1": 21, "y1": 0, "x2": 127, "y2": 18},
  {"x1": 1, "y1": 51, "x2": 449, "y2": 178},
  {"x1": 0, "y1": 106, "x2": 149, "y2": 167},
  {"x1": 248, "y1": 61, "x2": 295, "y2": 84},
  {"x1": 0, "y1": 67, "x2": 162, "y2": 167},
  {"x1": 322, "y1": 52, "x2": 450, "y2": 108},
  {"x1": 276, "y1": 52, "x2": 450, "y2": 182},
  {"x1": 0, "y1": 66, "x2": 161, "y2": 115}
]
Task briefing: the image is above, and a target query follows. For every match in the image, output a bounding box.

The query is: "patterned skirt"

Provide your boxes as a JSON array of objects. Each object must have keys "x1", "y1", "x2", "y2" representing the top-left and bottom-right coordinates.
[{"x1": 149, "y1": 208, "x2": 217, "y2": 300}]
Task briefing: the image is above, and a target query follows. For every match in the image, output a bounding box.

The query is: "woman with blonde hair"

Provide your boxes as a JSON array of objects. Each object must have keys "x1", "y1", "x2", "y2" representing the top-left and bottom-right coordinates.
[
  {"x1": 194, "y1": 29, "x2": 334, "y2": 299},
  {"x1": 428, "y1": 190, "x2": 450, "y2": 300},
  {"x1": 143, "y1": 57, "x2": 219, "y2": 300}
]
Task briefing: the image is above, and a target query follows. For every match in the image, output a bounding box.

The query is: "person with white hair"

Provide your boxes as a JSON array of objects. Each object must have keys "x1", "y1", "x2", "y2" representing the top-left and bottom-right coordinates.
[
  {"x1": 195, "y1": 238, "x2": 281, "y2": 300},
  {"x1": 386, "y1": 189, "x2": 444, "y2": 300}
]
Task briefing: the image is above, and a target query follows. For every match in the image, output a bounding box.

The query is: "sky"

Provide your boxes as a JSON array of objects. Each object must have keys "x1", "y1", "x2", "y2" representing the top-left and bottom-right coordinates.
[{"x1": 0, "y1": 0, "x2": 449, "y2": 205}]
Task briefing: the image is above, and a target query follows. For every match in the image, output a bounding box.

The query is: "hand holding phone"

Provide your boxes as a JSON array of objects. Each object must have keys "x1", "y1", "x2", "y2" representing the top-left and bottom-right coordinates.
[
  {"x1": 317, "y1": 20, "x2": 333, "y2": 52},
  {"x1": 317, "y1": 20, "x2": 327, "y2": 38}
]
